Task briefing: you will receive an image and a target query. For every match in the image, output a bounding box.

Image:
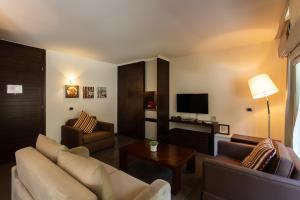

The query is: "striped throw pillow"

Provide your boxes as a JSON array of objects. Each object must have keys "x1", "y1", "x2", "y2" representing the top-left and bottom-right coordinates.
[
  {"x1": 242, "y1": 138, "x2": 276, "y2": 171},
  {"x1": 73, "y1": 111, "x2": 98, "y2": 134}
]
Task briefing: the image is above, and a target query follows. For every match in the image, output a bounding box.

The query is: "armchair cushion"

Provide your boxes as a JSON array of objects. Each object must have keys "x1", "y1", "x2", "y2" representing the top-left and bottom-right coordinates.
[
  {"x1": 264, "y1": 141, "x2": 294, "y2": 178},
  {"x1": 215, "y1": 155, "x2": 242, "y2": 166},
  {"x1": 218, "y1": 141, "x2": 254, "y2": 161},
  {"x1": 287, "y1": 147, "x2": 300, "y2": 180},
  {"x1": 83, "y1": 131, "x2": 113, "y2": 144},
  {"x1": 73, "y1": 111, "x2": 98, "y2": 134}
]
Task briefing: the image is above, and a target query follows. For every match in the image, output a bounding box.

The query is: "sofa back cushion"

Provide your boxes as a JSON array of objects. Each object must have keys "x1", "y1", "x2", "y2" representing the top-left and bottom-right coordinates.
[
  {"x1": 287, "y1": 147, "x2": 300, "y2": 180},
  {"x1": 242, "y1": 138, "x2": 276, "y2": 171},
  {"x1": 264, "y1": 141, "x2": 294, "y2": 178},
  {"x1": 36, "y1": 134, "x2": 68, "y2": 163},
  {"x1": 58, "y1": 150, "x2": 114, "y2": 200},
  {"x1": 15, "y1": 147, "x2": 97, "y2": 200}
]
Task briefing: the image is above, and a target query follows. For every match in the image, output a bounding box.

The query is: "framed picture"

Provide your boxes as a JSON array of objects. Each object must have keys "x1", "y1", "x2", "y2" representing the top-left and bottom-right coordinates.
[
  {"x1": 65, "y1": 85, "x2": 79, "y2": 98},
  {"x1": 83, "y1": 86, "x2": 94, "y2": 99},
  {"x1": 97, "y1": 87, "x2": 107, "y2": 98},
  {"x1": 219, "y1": 124, "x2": 230, "y2": 135}
]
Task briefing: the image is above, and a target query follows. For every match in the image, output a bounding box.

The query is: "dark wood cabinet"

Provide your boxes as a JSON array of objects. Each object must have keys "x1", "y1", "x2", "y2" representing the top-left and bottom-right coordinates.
[
  {"x1": 157, "y1": 58, "x2": 170, "y2": 141},
  {"x1": 169, "y1": 128, "x2": 215, "y2": 155},
  {"x1": 118, "y1": 62, "x2": 145, "y2": 139},
  {"x1": 0, "y1": 40, "x2": 46, "y2": 163}
]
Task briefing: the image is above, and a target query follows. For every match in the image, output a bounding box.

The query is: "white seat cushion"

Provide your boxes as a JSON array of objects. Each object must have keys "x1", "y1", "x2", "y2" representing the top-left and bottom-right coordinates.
[
  {"x1": 15, "y1": 147, "x2": 97, "y2": 200},
  {"x1": 58, "y1": 150, "x2": 114, "y2": 200},
  {"x1": 89, "y1": 158, "x2": 118, "y2": 174},
  {"x1": 110, "y1": 170, "x2": 148, "y2": 200},
  {"x1": 36, "y1": 134, "x2": 68, "y2": 163}
]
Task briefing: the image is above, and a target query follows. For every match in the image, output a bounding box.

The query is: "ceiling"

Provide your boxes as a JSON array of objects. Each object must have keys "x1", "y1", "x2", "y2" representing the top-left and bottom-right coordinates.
[{"x1": 0, "y1": 0, "x2": 286, "y2": 64}]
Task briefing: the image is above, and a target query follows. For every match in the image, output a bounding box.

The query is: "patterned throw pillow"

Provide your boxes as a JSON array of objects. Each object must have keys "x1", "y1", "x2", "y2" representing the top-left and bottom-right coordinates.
[
  {"x1": 242, "y1": 138, "x2": 276, "y2": 171},
  {"x1": 73, "y1": 111, "x2": 98, "y2": 134}
]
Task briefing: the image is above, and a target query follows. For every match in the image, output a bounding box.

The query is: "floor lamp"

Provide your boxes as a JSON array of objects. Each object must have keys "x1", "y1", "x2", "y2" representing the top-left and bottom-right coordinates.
[{"x1": 248, "y1": 74, "x2": 279, "y2": 138}]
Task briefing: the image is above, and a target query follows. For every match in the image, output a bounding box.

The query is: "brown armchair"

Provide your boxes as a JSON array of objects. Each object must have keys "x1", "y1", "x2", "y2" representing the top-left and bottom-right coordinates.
[
  {"x1": 61, "y1": 118, "x2": 115, "y2": 154},
  {"x1": 202, "y1": 141, "x2": 300, "y2": 200}
]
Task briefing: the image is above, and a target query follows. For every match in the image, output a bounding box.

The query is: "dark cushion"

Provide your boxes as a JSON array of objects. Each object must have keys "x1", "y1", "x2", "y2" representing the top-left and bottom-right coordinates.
[
  {"x1": 264, "y1": 141, "x2": 294, "y2": 178},
  {"x1": 287, "y1": 147, "x2": 300, "y2": 180},
  {"x1": 215, "y1": 155, "x2": 243, "y2": 166},
  {"x1": 83, "y1": 131, "x2": 113, "y2": 144}
]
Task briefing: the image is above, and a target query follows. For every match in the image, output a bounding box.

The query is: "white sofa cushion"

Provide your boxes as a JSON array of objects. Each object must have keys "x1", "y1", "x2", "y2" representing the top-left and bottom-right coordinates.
[
  {"x1": 36, "y1": 134, "x2": 68, "y2": 162},
  {"x1": 133, "y1": 179, "x2": 171, "y2": 200},
  {"x1": 89, "y1": 157, "x2": 118, "y2": 174},
  {"x1": 15, "y1": 147, "x2": 97, "y2": 200},
  {"x1": 58, "y1": 150, "x2": 114, "y2": 200},
  {"x1": 110, "y1": 170, "x2": 148, "y2": 200}
]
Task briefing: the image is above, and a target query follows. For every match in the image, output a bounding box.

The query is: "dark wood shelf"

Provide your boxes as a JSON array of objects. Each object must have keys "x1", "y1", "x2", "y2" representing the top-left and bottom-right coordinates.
[
  {"x1": 145, "y1": 108, "x2": 157, "y2": 111},
  {"x1": 169, "y1": 118, "x2": 218, "y2": 131},
  {"x1": 145, "y1": 118, "x2": 157, "y2": 122}
]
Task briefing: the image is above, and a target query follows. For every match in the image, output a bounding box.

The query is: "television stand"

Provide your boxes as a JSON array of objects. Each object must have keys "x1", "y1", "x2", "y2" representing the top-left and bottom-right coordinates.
[{"x1": 168, "y1": 118, "x2": 219, "y2": 155}]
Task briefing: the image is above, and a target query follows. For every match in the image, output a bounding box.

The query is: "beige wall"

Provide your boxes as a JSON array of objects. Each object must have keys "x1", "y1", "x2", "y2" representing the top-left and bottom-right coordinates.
[
  {"x1": 46, "y1": 50, "x2": 117, "y2": 142},
  {"x1": 170, "y1": 41, "x2": 286, "y2": 141}
]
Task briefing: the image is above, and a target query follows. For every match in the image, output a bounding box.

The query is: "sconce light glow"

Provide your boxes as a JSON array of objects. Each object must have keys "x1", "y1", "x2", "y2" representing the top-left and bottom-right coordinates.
[{"x1": 67, "y1": 75, "x2": 76, "y2": 85}]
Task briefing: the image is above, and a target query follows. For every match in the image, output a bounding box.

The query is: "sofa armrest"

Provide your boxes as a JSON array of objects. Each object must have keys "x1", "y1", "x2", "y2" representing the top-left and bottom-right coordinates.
[
  {"x1": 61, "y1": 125, "x2": 83, "y2": 148},
  {"x1": 133, "y1": 179, "x2": 171, "y2": 200},
  {"x1": 69, "y1": 146, "x2": 90, "y2": 157},
  {"x1": 96, "y1": 121, "x2": 114, "y2": 133},
  {"x1": 218, "y1": 141, "x2": 254, "y2": 161},
  {"x1": 203, "y1": 158, "x2": 300, "y2": 200}
]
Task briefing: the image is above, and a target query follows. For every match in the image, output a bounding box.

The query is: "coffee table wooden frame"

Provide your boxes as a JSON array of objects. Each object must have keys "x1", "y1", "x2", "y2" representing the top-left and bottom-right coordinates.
[{"x1": 119, "y1": 141, "x2": 195, "y2": 194}]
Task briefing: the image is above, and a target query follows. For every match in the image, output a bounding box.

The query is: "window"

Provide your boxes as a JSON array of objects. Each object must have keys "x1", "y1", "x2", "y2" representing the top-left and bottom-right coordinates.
[{"x1": 293, "y1": 62, "x2": 300, "y2": 156}]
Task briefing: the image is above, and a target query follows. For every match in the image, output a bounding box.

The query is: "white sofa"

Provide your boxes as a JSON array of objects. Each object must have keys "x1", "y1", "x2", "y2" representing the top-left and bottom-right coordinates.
[{"x1": 12, "y1": 134, "x2": 171, "y2": 200}]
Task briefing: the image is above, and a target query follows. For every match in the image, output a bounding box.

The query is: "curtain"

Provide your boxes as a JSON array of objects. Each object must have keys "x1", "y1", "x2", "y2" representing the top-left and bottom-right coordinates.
[
  {"x1": 285, "y1": 59, "x2": 297, "y2": 147},
  {"x1": 279, "y1": 17, "x2": 300, "y2": 147},
  {"x1": 293, "y1": 63, "x2": 300, "y2": 156}
]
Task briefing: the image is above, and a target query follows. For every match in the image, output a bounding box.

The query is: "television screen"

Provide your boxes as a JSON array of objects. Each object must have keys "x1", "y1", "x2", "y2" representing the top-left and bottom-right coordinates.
[{"x1": 177, "y1": 94, "x2": 208, "y2": 114}]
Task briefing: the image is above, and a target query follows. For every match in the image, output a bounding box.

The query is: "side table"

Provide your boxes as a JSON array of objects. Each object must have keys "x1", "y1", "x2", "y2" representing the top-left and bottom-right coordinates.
[{"x1": 214, "y1": 133, "x2": 233, "y2": 156}]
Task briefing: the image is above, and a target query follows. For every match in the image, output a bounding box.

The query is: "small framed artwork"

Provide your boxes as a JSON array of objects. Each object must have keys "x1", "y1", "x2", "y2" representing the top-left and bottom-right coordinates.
[
  {"x1": 97, "y1": 87, "x2": 107, "y2": 98},
  {"x1": 65, "y1": 85, "x2": 79, "y2": 98},
  {"x1": 83, "y1": 86, "x2": 94, "y2": 99},
  {"x1": 219, "y1": 124, "x2": 230, "y2": 135}
]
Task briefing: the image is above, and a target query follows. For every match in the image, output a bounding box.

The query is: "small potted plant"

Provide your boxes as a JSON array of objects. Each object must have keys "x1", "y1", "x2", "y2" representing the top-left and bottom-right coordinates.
[{"x1": 149, "y1": 140, "x2": 159, "y2": 152}]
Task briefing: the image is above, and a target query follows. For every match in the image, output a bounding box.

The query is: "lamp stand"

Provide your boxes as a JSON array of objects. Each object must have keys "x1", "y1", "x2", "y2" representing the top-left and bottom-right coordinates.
[{"x1": 266, "y1": 96, "x2": 271, "y2": 138}]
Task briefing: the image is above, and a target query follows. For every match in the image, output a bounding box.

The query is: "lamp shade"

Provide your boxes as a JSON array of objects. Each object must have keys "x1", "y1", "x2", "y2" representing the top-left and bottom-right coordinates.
[{"x1": 248, "y1": 74, "x2": 279, "y2": 99}]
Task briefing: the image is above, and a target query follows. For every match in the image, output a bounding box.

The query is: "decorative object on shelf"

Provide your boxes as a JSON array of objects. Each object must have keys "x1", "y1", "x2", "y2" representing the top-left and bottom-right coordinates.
[
  {"x1": 65, "y1": 85, "x2": 79, "y2": 98},
  {"x1": 219, "y1": 124, "x2": 230, "y2": 135},
  {"x1": 7, "y1": 85, "x2": 23, "y2": 94},
  {"x1": 149, "y1": 140, "x2": 159, "y2": 152},
  {"x1": 144, "y1": 91, "x2": 156, "y2": 110},
  {"x1": 96, "y1": 87, "x2": 107, "y2": 98},
  {"x1": 248, "y1": 74, "x2": 279, "y2": 138},
  {"x1": 83, "y1": 86, "x2": 94, "y2": 99}
]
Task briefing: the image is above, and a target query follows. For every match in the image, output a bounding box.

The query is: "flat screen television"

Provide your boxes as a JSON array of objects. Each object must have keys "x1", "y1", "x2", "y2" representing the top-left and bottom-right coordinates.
[{"x1": 177, "y1": 94, "x2": 208, "y2": 114}]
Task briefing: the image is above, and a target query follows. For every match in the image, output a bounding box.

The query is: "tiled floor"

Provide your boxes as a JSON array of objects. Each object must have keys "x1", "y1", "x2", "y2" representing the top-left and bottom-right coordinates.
[{"x1": 0, "y1": 135, "x2": 210, "y2": 200}]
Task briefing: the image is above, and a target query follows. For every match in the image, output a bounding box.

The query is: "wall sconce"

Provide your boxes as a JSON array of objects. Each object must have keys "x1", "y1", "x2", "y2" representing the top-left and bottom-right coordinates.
[{"x1": 67, "y1": 75, "x2": 76, "y2": 85}]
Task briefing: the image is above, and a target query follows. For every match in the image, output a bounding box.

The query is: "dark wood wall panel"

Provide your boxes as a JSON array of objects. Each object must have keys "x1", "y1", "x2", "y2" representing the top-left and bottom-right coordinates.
[
  {"x1": 157, "y1": 58, "x2": 170, "y2": 141},
  {"x1": 0, "y1": 40, "x2": 45, "y2": 163},
  {"x1": 118, "y1": 62, "x2": 145, "y2": 139}
]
